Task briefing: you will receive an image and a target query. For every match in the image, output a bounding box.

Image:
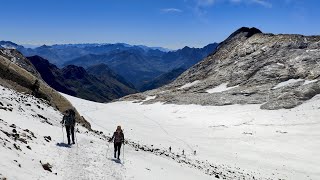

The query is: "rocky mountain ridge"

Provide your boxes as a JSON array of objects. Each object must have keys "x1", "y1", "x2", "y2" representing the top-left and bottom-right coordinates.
[
  {"x1": 122, "y1": 27, "x2": 320, "y2": 110},
  {"x1": 28, "y1": 56, "x2": 136, "y2": 102}
]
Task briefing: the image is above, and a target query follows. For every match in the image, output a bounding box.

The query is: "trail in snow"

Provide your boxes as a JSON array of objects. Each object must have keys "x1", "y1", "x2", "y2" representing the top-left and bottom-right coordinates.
[{"x1": 55, "y1": 133, "x2": 125, "y2": 180}]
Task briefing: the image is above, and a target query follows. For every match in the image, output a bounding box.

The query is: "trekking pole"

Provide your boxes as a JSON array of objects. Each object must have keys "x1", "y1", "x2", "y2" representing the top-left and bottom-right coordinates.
[
  {"x1": 106, "y1": 141, "x2": 110, "y2": 158},
  {"x1": 123, "y1": 129, "x2": 125, "y2": 164},
  {"x1": 75, "y1": 127, "x2": 79, "y2": 148},
  {"x1": 122, "y1": 143, "x2": 125, "y2": 164},
  {"x1": 62, "y1": 125, "x2": 64, "y2": 143}
]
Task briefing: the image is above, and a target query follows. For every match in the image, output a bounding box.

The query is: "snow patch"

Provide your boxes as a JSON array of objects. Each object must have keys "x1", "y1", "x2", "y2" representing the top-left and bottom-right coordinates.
[
  {"x1": 303, "y1": 79, "x2": 318, "y2": 85},
  {"x1": 272, "y1": 79, "x2": 304, "y2": 89},
  {"x1": 144, "y1": 96, "x2": 156, "y2": 101},
  {"x1": 272, "y1": 79, "x2": 319, "y2": 89},
  {"x1": 178, "y1": 80, "x2": 200, "y2": 89},
  {"x1": 206, "y1": 83, "x2": 239, "y2": 93},
  {"x1": 306, "y1": 49, "x2": 320, "y2": 52}
]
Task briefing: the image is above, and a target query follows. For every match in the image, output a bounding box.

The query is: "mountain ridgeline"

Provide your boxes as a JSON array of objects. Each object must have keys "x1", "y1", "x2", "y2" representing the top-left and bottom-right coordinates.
[
  {"x1": 64, "y1": 43, "x2": 218, "y2": 89},
  {"x1": 123, "y1": 27, "x2": 320, "y2": 110},
  {"x1": 28, "y1": 56, "x2": 137, "y2": 102},
  {"x1": 0, "y1": 41, "x2": 218, "y2": 91}
]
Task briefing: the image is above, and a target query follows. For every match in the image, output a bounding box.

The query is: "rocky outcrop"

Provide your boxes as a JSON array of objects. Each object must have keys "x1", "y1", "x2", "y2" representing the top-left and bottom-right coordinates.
[
  {"x1": 0, "y1": 49, "x2": 91, "y2": 129},
  {"x1": 122, "y1": 27, "x2": 320, "y2": 110},
  {"x1": 0, "y1": 49, "x2": 41, "y2": 78}
]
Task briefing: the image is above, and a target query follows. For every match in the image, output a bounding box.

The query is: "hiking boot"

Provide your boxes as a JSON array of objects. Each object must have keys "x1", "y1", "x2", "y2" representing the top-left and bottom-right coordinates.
[{"x1": 72, "y1": 142, "x2": 75, "y2": 144}]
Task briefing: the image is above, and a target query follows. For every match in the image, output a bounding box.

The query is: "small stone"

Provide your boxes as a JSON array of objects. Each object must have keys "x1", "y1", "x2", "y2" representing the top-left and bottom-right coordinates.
[
  {"x1": 41, "y1": 162, "x2": 52, "y2": 172},
  {"x1": 44, "y1": 136, "x2": 51, "y2": 142},
  {"x1": 13, "y1": 143, "x2": 21, "y2": 151},
  {"x1": 10, "y1": 124, "x2": 16, "y2": 128},
  {"x1": 18, "y1": 138, "x2": 27, "y2": 144}
]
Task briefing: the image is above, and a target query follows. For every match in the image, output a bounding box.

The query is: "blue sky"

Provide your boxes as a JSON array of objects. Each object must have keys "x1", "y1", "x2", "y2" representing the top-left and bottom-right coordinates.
[{"x1": 0, "y1": 0, "x2": 319, "y2": 49}]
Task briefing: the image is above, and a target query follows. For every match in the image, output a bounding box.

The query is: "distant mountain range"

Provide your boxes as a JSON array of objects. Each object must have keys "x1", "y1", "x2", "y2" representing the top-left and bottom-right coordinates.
[
  {"x1": 0, "y1": 41, "x2": 171, "y2": 66},
  {"x1": 0, "y1": 41, "x2": 218, "y2": 91},
  {"x1": 28, "y1": 56, "x2": 137, "y2": 102},
  {"x1": 64, "y1": 43, "x2": 218, "y2": 89}
]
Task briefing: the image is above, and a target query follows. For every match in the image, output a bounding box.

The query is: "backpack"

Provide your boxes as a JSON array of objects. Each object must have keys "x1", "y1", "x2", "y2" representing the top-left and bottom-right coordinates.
[{"x1": 64, "y1": 109, "x2": 76, "y2": 126}]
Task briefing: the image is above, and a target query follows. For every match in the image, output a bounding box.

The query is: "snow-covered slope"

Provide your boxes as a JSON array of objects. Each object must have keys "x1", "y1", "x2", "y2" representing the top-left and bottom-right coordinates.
[
  {"x1": 63, "y1": 93, "x2": 320, "y2": 180},
  {"x1": 0, "y1": 85, "x2": 214, "y2": 180},
  {"x1": 2, "y1": 83, "x2": 319, "y2": 179}
]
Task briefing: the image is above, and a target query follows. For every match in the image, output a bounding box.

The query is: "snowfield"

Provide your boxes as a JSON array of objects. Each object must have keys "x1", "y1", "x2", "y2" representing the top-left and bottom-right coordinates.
[
  {"x1": 63, "y1": 93, "x2": 320, "y2": 180},
  {"x1": 0, "y1": 85, "x2": 212, "y2": 180},
  {"x1": 1, "y1": 84, "x2": 319, "y2": 180}
]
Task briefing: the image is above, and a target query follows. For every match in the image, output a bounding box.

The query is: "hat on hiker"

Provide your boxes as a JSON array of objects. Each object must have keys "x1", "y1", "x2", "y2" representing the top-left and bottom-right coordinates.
[{"x1": 64, "y1": 109, "x2": 69, "y2": 114}]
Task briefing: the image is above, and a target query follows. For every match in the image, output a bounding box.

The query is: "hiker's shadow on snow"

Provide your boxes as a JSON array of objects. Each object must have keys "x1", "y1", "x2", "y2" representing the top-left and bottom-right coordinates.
[
  {"x1": 110, "y1": 159, "x2": 122, "y2": 164},
  {"x1": 56, "y1": 142, "x2": 71, "y2": 148}
]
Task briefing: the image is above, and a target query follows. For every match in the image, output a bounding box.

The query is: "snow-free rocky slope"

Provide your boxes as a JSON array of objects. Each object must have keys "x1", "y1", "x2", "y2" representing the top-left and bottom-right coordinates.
[
  {"x1": 124, "y1": 27, "x2": 320, "y2": 110},
  {"x1": 28, "y1": 56, "x2": 137, "y2": 102}
]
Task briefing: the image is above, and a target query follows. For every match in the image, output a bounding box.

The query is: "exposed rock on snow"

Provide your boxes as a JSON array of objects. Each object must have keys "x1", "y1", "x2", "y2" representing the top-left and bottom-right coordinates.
[{"x1": 40, "y1": 161, "x2": 53, "y2": 172}]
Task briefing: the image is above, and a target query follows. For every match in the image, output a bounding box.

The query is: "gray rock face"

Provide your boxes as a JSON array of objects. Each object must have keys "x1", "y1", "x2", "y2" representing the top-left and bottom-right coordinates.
[
  {"x1": 122, "y1": 27, "x2": 320, "y2": 109},
  {"x1": 0, "y1": 48, "x2": 41, "y2": 79}
]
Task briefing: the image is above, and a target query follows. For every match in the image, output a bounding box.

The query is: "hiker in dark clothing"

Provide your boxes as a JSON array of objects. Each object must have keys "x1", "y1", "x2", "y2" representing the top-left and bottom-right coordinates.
[
  {"x1": 109, "y1": 126, "x2": 124, "y2": 160},
  {"x1": 31, "y1": 79, "x2": 40, "y2": 96},
  {"x1": 61, "y1": 109, "x2": 76, "y2": 145}
]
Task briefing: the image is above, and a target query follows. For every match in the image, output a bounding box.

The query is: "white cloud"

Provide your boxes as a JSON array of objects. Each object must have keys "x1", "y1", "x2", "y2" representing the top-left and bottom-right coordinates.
[
  {"x1": 196, "y1": 0, "x2": 216, "y2": 6},
  {"x1": 251, "y1": 0, "x2": 272, "y2": 8},
  {"x1": 190, "y1": 0, "x2": 272, "y2": 20},
  {"x1": 193, "y1": 0, "x2": 272, "y2": 8},
  {"x1": 161, "y1": 8, "x2": 183, "y2": 13},
  {"x1": 230, "y1": 0, "x2": 242, "y2": 3}
]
